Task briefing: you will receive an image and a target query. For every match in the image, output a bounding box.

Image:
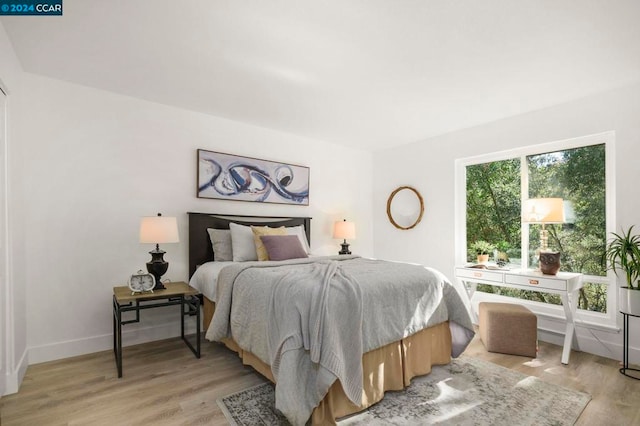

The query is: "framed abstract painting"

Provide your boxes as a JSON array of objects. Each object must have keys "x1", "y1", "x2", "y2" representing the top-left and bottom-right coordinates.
[{"x1": 197, "y1": 149, "x2": 310, "y2": 205}]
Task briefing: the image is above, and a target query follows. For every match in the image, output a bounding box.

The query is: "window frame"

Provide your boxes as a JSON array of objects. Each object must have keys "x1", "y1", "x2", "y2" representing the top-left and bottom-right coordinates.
[{"x1": 454, "y1": 131, "x2": 617, "y2": 328}]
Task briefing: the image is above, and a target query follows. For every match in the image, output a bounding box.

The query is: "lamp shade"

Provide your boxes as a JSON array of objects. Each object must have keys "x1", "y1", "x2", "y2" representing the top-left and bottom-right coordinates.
[
  {"x1": 522, "y1": 198, "x2": 565, "y2": 224},
  {"x1": 139, "y1": 215, "x2": 179, "y2": 244},
  {"x1": 333, "y1": 220, "x2": 356, "y2": 240}
]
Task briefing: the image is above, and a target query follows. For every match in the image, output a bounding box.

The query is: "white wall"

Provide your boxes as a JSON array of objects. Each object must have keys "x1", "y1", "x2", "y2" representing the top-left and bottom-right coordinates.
[
  {"x1": 9, "y1": 71, "x2": 373, "y2": 370},
  {"x1": 373, "y1": 81, "x2": 640, "y2": 362},
  {"x1": 0, "y1": 21, "x2": 28, "y2": 395}
]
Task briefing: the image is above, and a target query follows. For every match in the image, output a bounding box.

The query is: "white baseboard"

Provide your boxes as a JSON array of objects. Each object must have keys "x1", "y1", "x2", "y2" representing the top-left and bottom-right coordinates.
[
  {"x1": 536, "y1": 314, "x2": 628, "y2": 362},
  {"x1": 3, "y1": 347, "x2": 28, "y2": 395},
  {"x1": 536, "y1": 328, "x2": 624, "y2": 361},
  {"x1": 28, "y1": 320, "x2": 201, "y2": 365}
]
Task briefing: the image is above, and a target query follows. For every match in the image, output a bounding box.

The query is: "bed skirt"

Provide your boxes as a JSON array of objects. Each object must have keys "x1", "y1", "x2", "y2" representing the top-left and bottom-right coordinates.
[{"x1": 203, "y1": 296, "x2": 452, "y2": 425}]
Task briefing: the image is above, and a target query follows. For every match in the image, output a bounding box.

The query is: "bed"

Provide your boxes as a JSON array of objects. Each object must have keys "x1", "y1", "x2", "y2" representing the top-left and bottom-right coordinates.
[{"x1": 187, "y1": 212, "x2": 474, "y2": 425}]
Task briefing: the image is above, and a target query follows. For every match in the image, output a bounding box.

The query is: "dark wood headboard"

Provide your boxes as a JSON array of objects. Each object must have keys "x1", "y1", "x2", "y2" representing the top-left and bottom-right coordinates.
[{"x1": 187, "y1": 212, "x2": 312, "y2": 278}]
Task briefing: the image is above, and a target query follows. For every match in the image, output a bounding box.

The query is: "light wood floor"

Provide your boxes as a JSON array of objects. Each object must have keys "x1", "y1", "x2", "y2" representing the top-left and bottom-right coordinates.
[{"x1": 1, "y1": 332, "x2": 639, "y2": 425}]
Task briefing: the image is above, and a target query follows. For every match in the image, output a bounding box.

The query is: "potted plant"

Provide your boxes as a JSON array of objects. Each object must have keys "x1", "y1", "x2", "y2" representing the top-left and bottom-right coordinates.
[
  {"x1": 470, "y1": 240, "x2": 495, "y2": 264},
  {"x1": 495, "y1": 241, "x2": 511, "y2": 267},
  {"x1": 603, "y1": 226, "x2": 640, "y2": 315}
]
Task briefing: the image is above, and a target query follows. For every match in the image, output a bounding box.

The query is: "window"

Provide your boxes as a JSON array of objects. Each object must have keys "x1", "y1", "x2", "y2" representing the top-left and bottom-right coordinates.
[{"x1": 456, "y1": 132, "x2": 615, "y2": 324}]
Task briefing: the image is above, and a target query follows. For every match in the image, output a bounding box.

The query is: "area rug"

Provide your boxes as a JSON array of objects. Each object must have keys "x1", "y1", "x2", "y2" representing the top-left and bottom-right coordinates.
[{"x1": 217, "y1": 356, "x2": 591, "y2": 425}]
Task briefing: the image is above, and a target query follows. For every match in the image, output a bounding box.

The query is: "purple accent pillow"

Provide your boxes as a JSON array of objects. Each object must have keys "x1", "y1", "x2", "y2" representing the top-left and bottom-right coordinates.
[{"x1": 260, "y1": 235, "x2": 309, "y2": 261}]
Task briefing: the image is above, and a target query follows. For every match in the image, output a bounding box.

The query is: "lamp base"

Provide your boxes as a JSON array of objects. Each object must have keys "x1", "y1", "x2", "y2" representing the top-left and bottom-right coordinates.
[
  {"x1": 338, "y1": 241, "x2": 351, "y2": 255},
  {"x1": 147, "y1": 248, "x2": 169, "y2": 290}
]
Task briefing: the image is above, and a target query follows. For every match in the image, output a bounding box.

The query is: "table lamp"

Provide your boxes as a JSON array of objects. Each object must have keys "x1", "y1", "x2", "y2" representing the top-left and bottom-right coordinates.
[
  {"x1": 333, "y1": 219, "x2": 355, "y2": 255},
  {"x1": 522, "y1": 198, "x2": 565, "y2": 274},
  {"x1": 139, "y1": 213, "x2": 179, "y2": 289}
]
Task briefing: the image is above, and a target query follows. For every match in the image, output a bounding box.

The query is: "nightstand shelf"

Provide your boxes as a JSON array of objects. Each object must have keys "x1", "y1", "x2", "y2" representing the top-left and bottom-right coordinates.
[{"x1": 112, "y1": 281, "x2": 201, "y2": 378}]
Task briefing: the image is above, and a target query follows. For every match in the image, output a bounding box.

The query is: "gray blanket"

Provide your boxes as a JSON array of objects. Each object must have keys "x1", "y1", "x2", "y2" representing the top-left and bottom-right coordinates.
[{"x1": 206, "y1": 256, "x2": 474, "y2": 425}]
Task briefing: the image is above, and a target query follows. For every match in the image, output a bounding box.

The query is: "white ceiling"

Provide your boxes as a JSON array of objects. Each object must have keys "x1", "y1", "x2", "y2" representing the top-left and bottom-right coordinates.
[{"x1": 3, "y1": 0, "x2": 640, "y2": 151}]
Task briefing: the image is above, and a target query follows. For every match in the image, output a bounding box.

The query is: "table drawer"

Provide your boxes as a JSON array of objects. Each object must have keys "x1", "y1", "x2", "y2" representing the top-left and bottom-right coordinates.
[
  {"x1": 505, "y1": 274, "x2": 567, "y2": 291},
  {"x1": 456, "y1": 268, "x2": 504, "y2": 283}
]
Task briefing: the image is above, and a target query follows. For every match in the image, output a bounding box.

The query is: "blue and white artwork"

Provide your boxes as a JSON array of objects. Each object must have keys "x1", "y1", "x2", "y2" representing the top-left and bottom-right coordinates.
[{"x1": 197, "y1": 149, "x2": 310, "y2": 205}]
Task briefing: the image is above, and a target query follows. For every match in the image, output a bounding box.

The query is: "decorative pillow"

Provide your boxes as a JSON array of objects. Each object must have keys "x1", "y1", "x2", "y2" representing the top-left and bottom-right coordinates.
[
  {"x1": 230, "y1": 222, "x2": 259, "y2": 262},
  {"x1": 206, "y1": 228, "x2": 233, "y2": 261},
  {"x1": 286, "y1": 225, "x2": 311, "y2": 254},
  {"x1": 252, "y1": 226, "x2": 287, "y2": 261},
  {"x1": 260, "y1": 235, "x2": 309, "y2": 261}
]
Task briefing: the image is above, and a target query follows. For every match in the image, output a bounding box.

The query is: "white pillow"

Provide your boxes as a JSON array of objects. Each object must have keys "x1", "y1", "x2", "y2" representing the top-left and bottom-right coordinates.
[
  {"x1": 230, "y1": 222, "x2": 258, "y2": 261},
  {"x1": 286, "y1": 225, "x2": 311, "y2": 254}
]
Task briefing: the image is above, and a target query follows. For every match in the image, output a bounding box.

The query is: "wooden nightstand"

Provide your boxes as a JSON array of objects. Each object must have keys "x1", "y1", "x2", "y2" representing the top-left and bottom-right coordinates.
[{"x1": 112, "y1": 281, "x2": 201, "y2": 378}]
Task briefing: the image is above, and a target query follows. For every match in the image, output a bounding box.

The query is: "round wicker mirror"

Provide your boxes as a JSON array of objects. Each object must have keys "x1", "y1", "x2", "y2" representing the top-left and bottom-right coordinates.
[{"x1": 386, "y1": 186, "x2": 424, "y2": 230}]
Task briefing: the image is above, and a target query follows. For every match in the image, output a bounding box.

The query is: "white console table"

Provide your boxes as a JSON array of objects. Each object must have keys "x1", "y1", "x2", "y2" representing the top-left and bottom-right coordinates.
[{"x1": 455, "y1": 267, "x2": 583, "y2": 365}]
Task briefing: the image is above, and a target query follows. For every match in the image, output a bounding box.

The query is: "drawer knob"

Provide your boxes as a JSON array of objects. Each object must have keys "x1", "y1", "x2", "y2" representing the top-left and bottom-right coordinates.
[
  {"x1": 529, "y1": 279, "x2": 539, "y2": 285},
  {"x1": 473, "y1": 272, "x2": 482, "y2": 278}
]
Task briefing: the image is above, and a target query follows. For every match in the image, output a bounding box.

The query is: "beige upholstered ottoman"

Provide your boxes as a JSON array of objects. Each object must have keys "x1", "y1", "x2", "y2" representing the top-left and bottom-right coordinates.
[{"x1": 479, "y1": 302, "x2": 537, "y2": 358}]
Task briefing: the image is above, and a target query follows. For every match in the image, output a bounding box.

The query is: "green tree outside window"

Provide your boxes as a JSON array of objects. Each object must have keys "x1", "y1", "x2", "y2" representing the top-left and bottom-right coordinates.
[{"x1": 466, "y1": 144, "x2": 607, "y2": 313}]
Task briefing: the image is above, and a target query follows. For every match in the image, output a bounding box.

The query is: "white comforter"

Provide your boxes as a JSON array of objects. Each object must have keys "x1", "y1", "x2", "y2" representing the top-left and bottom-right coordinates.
[{"x1": 188, "y1": 261, "x2": 234, "y2": 302}]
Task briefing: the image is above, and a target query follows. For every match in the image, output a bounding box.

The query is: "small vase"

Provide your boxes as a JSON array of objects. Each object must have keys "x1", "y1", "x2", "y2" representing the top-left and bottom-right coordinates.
[
  {"x1": 477, "y1": 254, "x2": 489, "y2": 264},
  {"x1": 539, "y1": 251, "x2": 561, "y2": 275}
]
